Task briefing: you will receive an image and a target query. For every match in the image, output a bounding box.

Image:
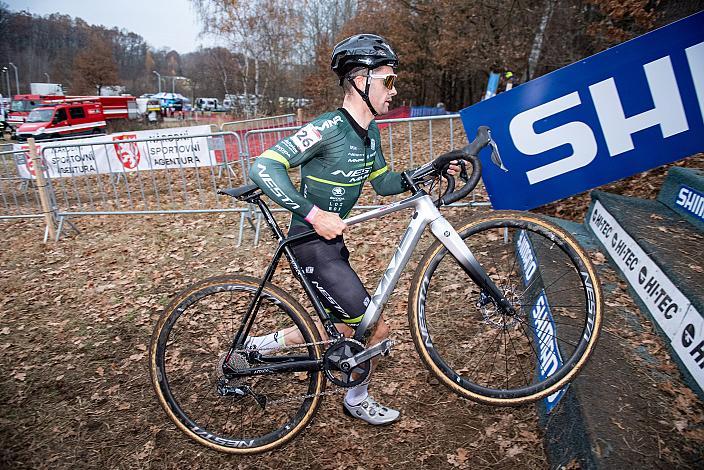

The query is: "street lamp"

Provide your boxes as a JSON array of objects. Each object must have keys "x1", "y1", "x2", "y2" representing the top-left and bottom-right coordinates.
[
  {"x1": 44, "y1": 73, "x2": 50, "y2": 83},
  {"x1": 152, "y1": 71, "x2": 162, "y2": 93},
  {"x1": 2, "y1": 67, "x2": 10, "y2": 98},
  {"x1": 8, "y1": 63, "x2": 19, "y2": 95}
]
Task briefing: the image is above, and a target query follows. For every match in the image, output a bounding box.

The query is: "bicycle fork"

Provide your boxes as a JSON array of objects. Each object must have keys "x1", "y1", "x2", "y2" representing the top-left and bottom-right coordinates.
[{"x1": 429, "y1": 216, "x2": 516, "y2": 315}]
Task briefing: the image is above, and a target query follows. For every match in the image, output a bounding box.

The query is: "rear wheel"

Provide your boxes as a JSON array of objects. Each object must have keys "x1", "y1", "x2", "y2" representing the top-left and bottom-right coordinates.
[
  {"x1": 409, "y1": 212, "x2": 602, "y2": 405},
  {"x1": 150, "y1": 275, "x2": 325, "y2": 453}
]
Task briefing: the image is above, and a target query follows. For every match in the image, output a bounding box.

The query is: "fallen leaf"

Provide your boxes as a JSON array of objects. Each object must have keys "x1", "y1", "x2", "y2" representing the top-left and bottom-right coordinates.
[
  {"x1": 673, "y1": 420, "x2": 687, "y2": 432},
  {"x1": 506, "y1": 445, "x2": 523, "y2": 458}
]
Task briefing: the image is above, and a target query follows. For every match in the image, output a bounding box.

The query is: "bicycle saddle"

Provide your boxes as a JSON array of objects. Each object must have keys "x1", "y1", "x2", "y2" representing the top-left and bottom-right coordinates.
[{"x1": 218, "y1": 184, "x2": 261, "y2": 201}]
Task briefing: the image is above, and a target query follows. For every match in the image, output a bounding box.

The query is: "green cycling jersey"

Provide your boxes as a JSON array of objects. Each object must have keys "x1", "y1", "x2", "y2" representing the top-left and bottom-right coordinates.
[{"x1": 249, "y1": 108, "x2": 408, "y2": 228}]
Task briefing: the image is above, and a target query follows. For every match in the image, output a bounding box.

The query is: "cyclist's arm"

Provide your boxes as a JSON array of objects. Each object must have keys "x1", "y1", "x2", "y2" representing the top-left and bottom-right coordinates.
[
  {"x1": 249, "y1": 123, "x2": 322, "y2": 220},
  {"x1": 367, "y1": 146, "x2": 408, "y2": 196}
]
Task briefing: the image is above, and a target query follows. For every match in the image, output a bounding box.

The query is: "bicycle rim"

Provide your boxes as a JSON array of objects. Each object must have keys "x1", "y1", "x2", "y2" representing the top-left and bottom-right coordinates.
[
  {"x1": 409, "y1": 212, "x2": 602, "y2": 405},
  {"x1": 150, "y1": 275, "x2": 324, "y2": 453}
]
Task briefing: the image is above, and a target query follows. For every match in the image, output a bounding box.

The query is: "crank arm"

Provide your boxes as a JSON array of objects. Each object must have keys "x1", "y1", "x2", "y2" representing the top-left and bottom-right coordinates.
[{"x1": 339, "y1": 338, "x2": 393, "y2": 370}]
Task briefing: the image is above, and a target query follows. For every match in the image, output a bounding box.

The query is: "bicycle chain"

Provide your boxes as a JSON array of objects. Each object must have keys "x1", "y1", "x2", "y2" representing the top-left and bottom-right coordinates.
[{"x1": 229, "y1": 336, "x2": 402, "y2": 406}]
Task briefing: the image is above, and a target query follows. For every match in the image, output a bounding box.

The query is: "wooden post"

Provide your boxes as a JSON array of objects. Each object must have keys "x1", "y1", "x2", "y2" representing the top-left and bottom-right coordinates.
[
  {"x1": 296, "y1": 108, "x2": 303, "y2": 126},
  {"x1": 27, "y1": 137, "x2": 56, "y2": 241}
]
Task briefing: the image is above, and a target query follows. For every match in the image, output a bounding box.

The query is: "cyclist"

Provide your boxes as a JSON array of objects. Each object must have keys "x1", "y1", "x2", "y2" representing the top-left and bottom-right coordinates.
[{"x1": 248, "y1": 34, "x2": 458, "y2": 425}]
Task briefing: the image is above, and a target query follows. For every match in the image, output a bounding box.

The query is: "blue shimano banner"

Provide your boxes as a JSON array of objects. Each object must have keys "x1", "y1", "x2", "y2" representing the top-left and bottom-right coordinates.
[
  {"x1": 459, "y1": 12, "x2": 704, "y2": 210},
  {"x1": 516, "y1": 230, "x2": 566, "y2": 413}
]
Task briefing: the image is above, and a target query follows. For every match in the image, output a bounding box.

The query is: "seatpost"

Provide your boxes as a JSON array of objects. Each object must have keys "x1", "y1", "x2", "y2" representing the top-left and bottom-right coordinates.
[{"x1": 255, "y1": 197, "x2": 286, "y2": 241}]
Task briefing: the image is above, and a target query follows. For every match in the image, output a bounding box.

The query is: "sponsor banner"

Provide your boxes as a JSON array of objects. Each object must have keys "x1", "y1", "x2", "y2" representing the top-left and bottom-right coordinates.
[
  {"x1": 674, "y1": 184, "x2": 704, "y2": 222},
  {"x1": 516, "y1": 230, "x2": 538, "y2": 286},
  {"x1": 12, "y1": 125, "x2": 215, "y2": 179},
  {"x1": 672, "y1": 305, "x2": 704, "y2": 392},
  {"x1": 589, "y1": 201, "x2": 690, "y2": 338},
  {"x1": 529, "y1": 291, "x2": 566, "y2": 413},
  {"x1": 459, "y1": 12, "x2": 704, "y2": 209},
  {"x1": 516, "y1": 230, "x2": 566, "y2": 412}
]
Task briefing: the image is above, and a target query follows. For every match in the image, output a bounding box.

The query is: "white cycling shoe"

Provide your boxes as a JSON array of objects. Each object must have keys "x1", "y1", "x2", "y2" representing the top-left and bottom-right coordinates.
[{"x1": 343, "y1": 395, "x2": 401, "y2": 425}]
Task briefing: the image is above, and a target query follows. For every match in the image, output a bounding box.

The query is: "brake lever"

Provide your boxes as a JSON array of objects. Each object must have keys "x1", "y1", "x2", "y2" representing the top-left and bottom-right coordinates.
[
  {"x1": 435, "y1": 171, "x2": 455, "y2": 207},
  {"x1": 459, "y1": 160, "x2": 468, "y2": 182}
]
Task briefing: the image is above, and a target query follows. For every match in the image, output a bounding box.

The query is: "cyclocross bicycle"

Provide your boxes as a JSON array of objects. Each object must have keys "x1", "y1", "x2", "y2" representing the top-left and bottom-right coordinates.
[{"x1": 149, "y1": 126, "x2": 603, "y2": 454}]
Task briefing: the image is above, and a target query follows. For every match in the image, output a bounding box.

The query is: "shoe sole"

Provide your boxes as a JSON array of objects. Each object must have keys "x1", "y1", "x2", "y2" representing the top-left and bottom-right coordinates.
[{"x1": 342, "y1": 404, "x2": 400, "y2": 426}]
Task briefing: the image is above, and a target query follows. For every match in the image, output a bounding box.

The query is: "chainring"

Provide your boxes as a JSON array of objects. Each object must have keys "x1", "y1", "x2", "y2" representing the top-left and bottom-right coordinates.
[{"x1": 323, "y1": 338, "x2": 371, "y2": 387}]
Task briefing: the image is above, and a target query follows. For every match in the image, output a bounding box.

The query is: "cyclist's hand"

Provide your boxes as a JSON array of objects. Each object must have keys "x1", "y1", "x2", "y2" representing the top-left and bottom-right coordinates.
[
  {"x1": 311, "y1": 209, "x2": 347, "y2": 240},
  {"x1": 446, "y1": 160, "x2": 461, "y2": 176}
]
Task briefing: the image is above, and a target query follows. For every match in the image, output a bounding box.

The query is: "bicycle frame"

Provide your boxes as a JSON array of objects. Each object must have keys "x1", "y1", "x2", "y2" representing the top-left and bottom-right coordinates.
[{"x1": 230, "y1": 188, "x2": 511, "y2": 362}]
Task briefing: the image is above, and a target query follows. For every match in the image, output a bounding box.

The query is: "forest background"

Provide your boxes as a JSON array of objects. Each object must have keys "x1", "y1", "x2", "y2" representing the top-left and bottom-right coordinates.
[{"x1": 0, "y1": 0, "x2": 701, "y2": 114}]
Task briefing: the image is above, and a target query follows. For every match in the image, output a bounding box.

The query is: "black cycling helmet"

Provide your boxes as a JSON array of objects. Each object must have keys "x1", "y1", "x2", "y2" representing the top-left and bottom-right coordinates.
[
  {"x1": 331, "y1": 34, "x2": 399, "y2": 80},
  {"x1": 330, "y1": 34, "x2": 399, "y2": 116}
]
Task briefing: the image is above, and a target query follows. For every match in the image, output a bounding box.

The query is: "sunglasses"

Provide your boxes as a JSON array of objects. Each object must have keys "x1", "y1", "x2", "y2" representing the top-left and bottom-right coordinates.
[{"x1": 367, "y1": 73, "x2": 398, "y2": 90}]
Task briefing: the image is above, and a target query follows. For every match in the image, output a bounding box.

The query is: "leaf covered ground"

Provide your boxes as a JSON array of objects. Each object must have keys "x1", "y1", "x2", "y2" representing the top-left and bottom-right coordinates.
[{"x1": 1, "y1": 156, "x2": 703, "y2": 469}]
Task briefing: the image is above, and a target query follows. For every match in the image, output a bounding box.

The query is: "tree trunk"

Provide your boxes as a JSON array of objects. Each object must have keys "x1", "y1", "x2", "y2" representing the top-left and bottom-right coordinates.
[{"x1": 525, "y1": 0, "x2": 558, "y2": 81}]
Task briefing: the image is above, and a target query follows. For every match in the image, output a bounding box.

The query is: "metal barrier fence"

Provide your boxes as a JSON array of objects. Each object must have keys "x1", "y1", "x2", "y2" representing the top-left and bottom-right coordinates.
[
  {"x1": 33, "y1": 131, "x2": 257, "y2": 241},
  {"x1": 0, "y1": 147, "x2": 44, "y2": 220},
  {"x1": 220, "y1": 114, "x2": 296, "y2": 132},
  {"x1": 0, "y1": 133, "x2": 110, "y2": 222},
  {"x1": 1, "y1": 114, "x2": 489, "y2": 244}
]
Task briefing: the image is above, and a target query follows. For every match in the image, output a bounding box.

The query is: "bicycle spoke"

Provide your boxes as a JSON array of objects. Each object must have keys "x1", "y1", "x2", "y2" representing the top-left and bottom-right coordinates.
[
  {"x1": 413, "y1": 215, "x2": 600, "y2": 401},
  {"x1": 152, "y1": 278, "x2": 323, "y2": 452},
  {"x1": 502, "y1": 318, "x2": 509, "y2": 390},
  {"x1": 505, "y1": 326, "x2": 532, "y2": 386},
  {"x1": 467, "y1": 324, "x2": 504, "y2": 382},
  {"x1": 514, "y1": 315, "x2": 579, "y2": 350}
]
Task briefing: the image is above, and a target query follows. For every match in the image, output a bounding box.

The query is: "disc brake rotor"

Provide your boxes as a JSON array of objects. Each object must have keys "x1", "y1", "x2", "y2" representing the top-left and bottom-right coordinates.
[{"x1": 480, "y1": 286, "x2": 523, "y2": 329}]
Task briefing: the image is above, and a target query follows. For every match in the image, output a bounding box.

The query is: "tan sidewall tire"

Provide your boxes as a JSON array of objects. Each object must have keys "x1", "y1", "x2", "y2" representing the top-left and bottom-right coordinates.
[
  {"x1": 149, "y1": 275, "x2": 325, "y2": 454},
  {"x1": 408, "y1": 211, "x2": 603, "y2": 406}
]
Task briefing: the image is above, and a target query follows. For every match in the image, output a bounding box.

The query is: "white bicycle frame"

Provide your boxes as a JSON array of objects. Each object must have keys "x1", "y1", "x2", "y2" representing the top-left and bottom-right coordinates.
[
  {"x1": 233, "y1": 188, "x2": 510, "y2": 355},
  {"x1": 342, "y1": 191, "x2": 505, "y2": 342}
]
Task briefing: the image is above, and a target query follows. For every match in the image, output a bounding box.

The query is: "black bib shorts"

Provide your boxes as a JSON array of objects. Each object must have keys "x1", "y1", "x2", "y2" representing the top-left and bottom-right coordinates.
[{"x1": 289, "y1": 226, "x2": 370, "y2": 326}]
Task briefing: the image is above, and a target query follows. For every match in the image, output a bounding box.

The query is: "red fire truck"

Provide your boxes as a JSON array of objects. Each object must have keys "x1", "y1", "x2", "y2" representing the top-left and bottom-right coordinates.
[
  {"x1": 16, "y1": 99, "x2": 108, "y2": 141},
  {"x1": 9, "y1": 95, "x2": 137, "y2": 138},
  {"x1": 6, "y1": 94, "x2": 66, "y2": 134}
]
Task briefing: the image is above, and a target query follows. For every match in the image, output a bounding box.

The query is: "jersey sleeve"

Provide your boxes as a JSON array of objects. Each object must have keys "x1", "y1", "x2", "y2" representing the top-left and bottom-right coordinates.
[
  {"x1": 249, "y1": 122, "x2": 324, "y2": 219},
  {"x1": 367, "y1": 127, "x2": 408, "y2": 196}
]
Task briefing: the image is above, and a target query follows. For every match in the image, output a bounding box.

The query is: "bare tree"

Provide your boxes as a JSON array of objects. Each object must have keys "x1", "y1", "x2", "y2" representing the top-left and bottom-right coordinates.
[{"x1": 71, "y1": 34, "x2": 119, "y2": 95}]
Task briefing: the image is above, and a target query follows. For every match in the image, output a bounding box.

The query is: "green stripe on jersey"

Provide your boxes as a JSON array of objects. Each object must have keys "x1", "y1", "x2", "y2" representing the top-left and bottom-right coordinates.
[
  {"x1": 368, "y1": 165, "x2": 388, "y2": 181},
  {"x1": 307, "y1": 175, "x2": 364, "y2": 187}
]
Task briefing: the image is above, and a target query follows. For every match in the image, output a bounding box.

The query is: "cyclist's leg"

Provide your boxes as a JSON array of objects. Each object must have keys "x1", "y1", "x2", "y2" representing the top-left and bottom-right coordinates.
[
  {"x1": 246, "y1": 231, "x2": 362, "y2": 350},
  {"x1": 288, "y1": 235, "x2": 399, "y2": 423}
]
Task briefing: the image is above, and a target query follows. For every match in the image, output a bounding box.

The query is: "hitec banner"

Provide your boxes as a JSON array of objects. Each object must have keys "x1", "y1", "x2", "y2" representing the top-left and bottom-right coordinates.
[
  {"x1": 459, "y1": 12, "x2": 704, "y2": 210},
  {"x1": 12, "y1": 125, "x2": 221, "y2": 179}
]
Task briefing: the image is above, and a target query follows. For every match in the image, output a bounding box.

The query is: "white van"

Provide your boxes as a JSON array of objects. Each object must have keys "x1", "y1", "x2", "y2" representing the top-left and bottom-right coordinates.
[{"x1": 195, "y1": 98, "x2": 219, "y2": 111}]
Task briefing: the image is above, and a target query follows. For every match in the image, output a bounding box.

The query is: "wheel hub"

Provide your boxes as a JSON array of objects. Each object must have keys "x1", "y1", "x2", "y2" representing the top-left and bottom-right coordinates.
[{"x1": 479, "y1": 286, "x2": 523, "y2": 329}]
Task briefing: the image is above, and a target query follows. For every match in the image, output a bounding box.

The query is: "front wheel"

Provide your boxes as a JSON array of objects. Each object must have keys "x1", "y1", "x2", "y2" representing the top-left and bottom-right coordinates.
[
  {"x1": 150, "y1": 275, "x2": 325, "y2": 454},
  {"x1": 409, "y1": 211, "x2": 603, "y2": 406}
]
